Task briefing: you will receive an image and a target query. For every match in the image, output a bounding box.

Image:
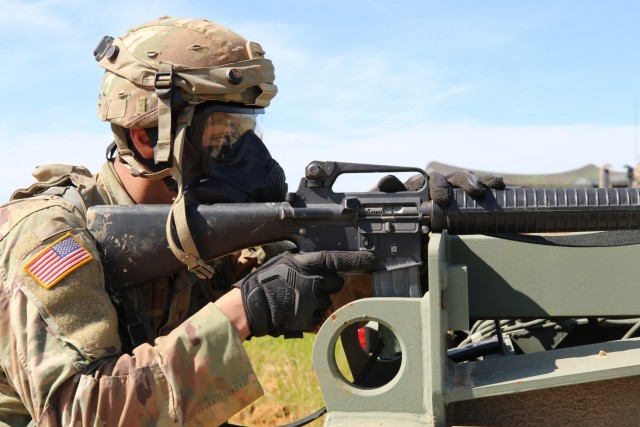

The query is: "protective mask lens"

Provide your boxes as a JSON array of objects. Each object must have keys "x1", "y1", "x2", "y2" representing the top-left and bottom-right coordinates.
[{"x1": 197, "y1": 108, "x2": 264, "y2": 162}]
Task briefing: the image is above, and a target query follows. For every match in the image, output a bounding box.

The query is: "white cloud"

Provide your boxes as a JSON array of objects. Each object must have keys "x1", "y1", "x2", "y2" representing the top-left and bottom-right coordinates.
[
  {"x1": 0, "y1": 129, "x2": 106, "y2": 203},
  {"x1": 265, "y1": 122, "x2": 637, "y2": 192},
  {"x1": 1, "y1": 121, "x2": 635, "y2": 203},
  {"x1": 419, "y1": 123, "x2": 637, "y2": 174},
  {"x1": 1, "y1": 3, "x2": 636, "y2": 202}
]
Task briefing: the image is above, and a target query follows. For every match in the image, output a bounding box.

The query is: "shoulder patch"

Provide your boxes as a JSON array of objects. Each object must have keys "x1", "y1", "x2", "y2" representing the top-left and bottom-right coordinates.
[{"x1": 23, "y1": 232, "x2": 94, "y2": 289}]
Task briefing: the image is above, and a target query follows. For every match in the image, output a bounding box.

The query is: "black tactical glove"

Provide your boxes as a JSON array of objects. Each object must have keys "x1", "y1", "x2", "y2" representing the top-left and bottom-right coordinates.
[
  {"x1": 378, "y1": 171, "x2": 505, "y2": 208},
  {"x1": 237, "y1": 251, "x2": 376, "y2": 338}
]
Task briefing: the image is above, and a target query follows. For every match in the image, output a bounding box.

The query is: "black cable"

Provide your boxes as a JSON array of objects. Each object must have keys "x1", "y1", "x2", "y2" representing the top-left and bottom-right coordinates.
[
  {"x1": 277, "y1": 407, "x2": 327, "y2": 427},
  {"x1": 278, "y1": 337, "x2": 386, "y2": 427},
  {"x1": 225, "y1": 335, "x2": 387, "y2": 427},
  {"x1": 353, "y1": 339, "x2": 385, "y2": 385}
]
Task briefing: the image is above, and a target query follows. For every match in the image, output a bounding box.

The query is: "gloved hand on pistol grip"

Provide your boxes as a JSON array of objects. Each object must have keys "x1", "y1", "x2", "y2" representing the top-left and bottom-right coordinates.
[
  {"x1": 377, "y1": 170, "x2": 505, "y2": 208},
  {"x1": 236, "y1": 250, "x2": 376, "y2": 338}
]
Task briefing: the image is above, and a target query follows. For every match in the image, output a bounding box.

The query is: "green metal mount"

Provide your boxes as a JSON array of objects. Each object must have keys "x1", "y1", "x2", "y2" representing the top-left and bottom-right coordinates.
[{"x1": 313, "y1": 231, "x2": 640, "y2": 426}]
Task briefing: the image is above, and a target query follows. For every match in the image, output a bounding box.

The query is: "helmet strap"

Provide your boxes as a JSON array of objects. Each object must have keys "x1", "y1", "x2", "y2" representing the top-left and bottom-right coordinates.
[
  {"x1": 155, "y1": 63, "x2": 174, "y2": 163},
  {"x1": 165, "y1": 104, "x2": 215, "y2": 279},
  {"x1": 111, "y1": 124, "x2": 172, "y2": 180}
]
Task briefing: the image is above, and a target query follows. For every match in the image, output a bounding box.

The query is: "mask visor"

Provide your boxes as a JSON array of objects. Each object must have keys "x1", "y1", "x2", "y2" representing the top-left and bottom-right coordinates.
[{"x1": 191, "y1": 104, "x2": 264, "y2": 162}]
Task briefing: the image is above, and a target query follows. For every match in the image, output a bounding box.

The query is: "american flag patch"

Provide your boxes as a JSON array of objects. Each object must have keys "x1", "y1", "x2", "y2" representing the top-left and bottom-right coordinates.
[{"x1": 23, "y1": 233, "x2": 93, "y2": 289}]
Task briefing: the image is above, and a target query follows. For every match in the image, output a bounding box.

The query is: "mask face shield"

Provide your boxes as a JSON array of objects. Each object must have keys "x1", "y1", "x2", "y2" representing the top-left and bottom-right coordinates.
[
  {"x1": 191, "y1": 104, "x2": 265, "y2": 163},
  {"x1": 183, "y1": 103, "x2": 287, "y2": 204}
]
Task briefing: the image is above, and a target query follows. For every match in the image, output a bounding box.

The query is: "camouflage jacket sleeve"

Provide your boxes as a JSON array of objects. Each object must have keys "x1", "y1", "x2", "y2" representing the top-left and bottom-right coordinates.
[{"x1": 0, "y1": 198, "x2": 262, "y2": 426}]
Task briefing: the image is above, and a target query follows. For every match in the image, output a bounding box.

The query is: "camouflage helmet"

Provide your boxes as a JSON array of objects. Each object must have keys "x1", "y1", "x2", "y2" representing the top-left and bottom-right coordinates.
[
  {"x1": 95, "y1": 16, "x2": 277, "y2": 176},
  {"x1": 94, "y1": 17, "x2": 279, "y2": 279}
]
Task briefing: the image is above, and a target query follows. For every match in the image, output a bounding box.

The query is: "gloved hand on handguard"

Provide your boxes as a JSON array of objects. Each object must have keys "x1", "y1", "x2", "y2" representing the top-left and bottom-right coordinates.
[{"x1": 377, "y1": 170, "x2": 506, "y2": 208}]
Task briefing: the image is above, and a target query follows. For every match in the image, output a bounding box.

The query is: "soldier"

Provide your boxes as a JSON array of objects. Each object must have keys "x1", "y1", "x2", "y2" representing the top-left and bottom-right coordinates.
[
  {"x1": 0, "y1": 16, "x2": 377, "y2": 426},
  {"x1": 0, "y1": 16, "x2": 503, "y2": 426}
]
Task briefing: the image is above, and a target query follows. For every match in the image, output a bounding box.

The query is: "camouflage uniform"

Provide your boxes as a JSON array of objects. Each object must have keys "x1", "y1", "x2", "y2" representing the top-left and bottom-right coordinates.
[{"x1": 0, "y1": 161, "x2": 265, "y2": 426}]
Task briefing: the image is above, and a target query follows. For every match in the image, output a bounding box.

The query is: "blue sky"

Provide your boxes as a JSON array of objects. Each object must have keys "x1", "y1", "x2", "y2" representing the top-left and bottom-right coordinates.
[{"x1": 0, "y1": 1, "x2": 638, "y2": 200}]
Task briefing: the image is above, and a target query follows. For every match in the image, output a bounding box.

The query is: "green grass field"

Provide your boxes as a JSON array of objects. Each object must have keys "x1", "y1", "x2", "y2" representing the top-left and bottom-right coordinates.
[{"x1": 229, "y1": 333, "x2": 350, "y2": 426}]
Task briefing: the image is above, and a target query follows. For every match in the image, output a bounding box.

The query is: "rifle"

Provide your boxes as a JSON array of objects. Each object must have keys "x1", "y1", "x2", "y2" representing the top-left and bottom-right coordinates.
[
  {"x1": 86, "y1": 160, "x2": 640, "y2": 295},
  {"x1": 87, "y1": 160, "x2": 640, "y2": 425}
]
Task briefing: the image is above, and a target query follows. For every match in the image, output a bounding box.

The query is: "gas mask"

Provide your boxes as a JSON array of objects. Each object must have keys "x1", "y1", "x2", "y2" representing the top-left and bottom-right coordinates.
[{"x1": 181, "y1": 103, "x2": 288, "y2": 204}]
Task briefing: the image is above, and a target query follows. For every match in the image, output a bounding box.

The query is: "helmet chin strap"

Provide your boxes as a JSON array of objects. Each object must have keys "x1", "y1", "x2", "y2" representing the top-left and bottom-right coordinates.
[
  {"x1": 114, "y1": 62, "x2": 218, "y2": 280},
  {"x1": 154, "y1": 63, "x2": 174, "y2": 164},
  {"x1": 109, "y1": 63, "x2": 178, "y2": 181},
  {"x1": 111, "y1": 124, "x2": 173, "y2": 180},
  {"x1": 165, "y1": 105, "x2": 215, "y2": 280}
]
